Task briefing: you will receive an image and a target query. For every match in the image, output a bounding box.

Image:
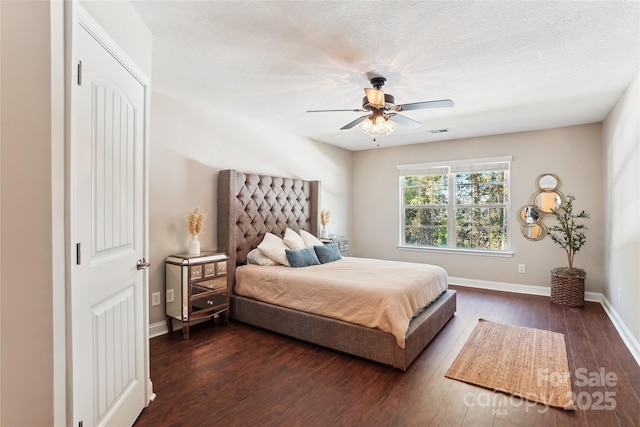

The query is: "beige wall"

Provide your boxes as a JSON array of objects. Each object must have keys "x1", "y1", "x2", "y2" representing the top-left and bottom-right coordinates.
[
  {"x1": 1, "y1": 2, "x2": 55, "y2": 425},
  {"x1": 603, "y1": 72, "x2": 640, "y2": 346},
  {"x1": 351, "y1": 124, "x2": 605, "y2": 292},
  {"x1": 148, "y1": 92, "x2": 352, "y2": 326}
]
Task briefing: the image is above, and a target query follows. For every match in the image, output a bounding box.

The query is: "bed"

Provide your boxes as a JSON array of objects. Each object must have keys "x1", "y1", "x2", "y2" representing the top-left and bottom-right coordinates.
[{"x1": 217, "y1": 169, "x2": 456, "y2": 370}]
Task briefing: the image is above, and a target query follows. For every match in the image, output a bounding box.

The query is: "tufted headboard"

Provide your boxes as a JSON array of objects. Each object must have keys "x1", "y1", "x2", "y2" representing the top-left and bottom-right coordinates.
[{"x1": 217, "y1": 170, "x2": 320, "y2": 286}]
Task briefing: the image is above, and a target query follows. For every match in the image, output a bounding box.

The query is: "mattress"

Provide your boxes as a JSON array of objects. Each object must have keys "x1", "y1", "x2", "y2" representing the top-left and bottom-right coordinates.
[{"x1": 234, "y1": 257, "x2": 448, "y2": 348}]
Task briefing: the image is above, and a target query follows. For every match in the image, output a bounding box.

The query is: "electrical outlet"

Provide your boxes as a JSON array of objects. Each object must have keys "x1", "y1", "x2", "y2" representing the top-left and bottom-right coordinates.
[
  {"x1": 166, "y1": 289, "x2": 174, "y2": 303},
  {"x1": 518, "y1": 264, "x2": 526, "y2": 274},
  {"x1": 151, "y1": 292, "x2": 161, "y2": 306}
]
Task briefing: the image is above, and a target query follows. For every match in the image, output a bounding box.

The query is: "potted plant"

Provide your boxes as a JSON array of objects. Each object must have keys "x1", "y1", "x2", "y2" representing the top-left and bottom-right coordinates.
[
  {"x1": 320, "y1": 209, "x2": 331, "y2": 238},
  {"x1": 547, "y1": 194, "x2": 589, "y2": 307},
  {"x1": 188, "y1": 208, "x2": 206, "y2": 255}
]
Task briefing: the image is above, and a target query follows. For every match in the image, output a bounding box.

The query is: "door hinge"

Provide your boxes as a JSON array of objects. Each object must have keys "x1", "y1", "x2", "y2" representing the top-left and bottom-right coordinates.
[
  {"x1": 77, "y1": 60, "x2": 83, "y2": 86},
  {"x1": 76, "y1": 242, "x2": 81, "y2": 265}
]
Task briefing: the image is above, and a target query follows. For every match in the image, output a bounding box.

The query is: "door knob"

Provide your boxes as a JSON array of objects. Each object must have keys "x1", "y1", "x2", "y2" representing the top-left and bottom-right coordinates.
[{"x1": 137, "y1": 258, "x2": 150, "y2": 270}]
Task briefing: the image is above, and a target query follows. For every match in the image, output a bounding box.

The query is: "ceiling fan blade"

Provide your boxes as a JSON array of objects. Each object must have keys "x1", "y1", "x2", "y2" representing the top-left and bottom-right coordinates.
[
  {"x1": 307, "y1": 108, "x2": 367, "y2": 113},
  {"x1": 364, "y1": 88, "x2": 385, "y2": 108},
  {"x1": 387, "y1": 113, "x2": 422, "y2": 129},
  {"x1": 340, "y1": 115, "x2": 370, "y2": 130},
  {"x1": 394, "y1": 99, "x2": 454, "y2": 111}
]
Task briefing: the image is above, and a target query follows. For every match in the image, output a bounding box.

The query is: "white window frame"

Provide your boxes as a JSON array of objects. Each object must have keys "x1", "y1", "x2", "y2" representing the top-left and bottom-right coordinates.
[{"x1": 397, "y1": 156, "x2": 513, "y2": 257}]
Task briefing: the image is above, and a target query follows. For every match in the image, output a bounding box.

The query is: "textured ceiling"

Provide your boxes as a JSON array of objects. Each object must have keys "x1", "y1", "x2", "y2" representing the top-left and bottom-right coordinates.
[{"x1": 131, "y1": 1, "x2": 639, "y2": 151}]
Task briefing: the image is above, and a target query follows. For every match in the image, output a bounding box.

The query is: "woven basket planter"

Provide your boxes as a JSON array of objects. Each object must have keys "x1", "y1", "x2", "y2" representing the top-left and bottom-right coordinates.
[{"x1": 550, "y1": 271, "x2": 585, "y2": 307}]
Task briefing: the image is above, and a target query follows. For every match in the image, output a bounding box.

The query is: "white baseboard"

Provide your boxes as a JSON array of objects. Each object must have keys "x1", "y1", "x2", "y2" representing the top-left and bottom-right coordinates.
[
  {"x1": 449, "y1": 276, "x2": 551, "y2": 296},
  {"x1": 149, "y1": 316, "x2": 219, "y2": 339},
  {"x1": 149, "y1": 321, "x2": 169, "y2": 338},
  {"x1": 449, "y1": 276, "x2": 640, "y2": 367},
  {"x1": 147, "y1": 379, "x2": 156, "y2": 406},
  {"x1": 598, "y1": 294, "x2": 640, "y2": 367}
]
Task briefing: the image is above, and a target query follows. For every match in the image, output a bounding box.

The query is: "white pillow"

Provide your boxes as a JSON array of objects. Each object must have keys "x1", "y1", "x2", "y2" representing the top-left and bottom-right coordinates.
[
  {"x1": 283, "y1": 228, "x2": 306, "y2": 250},
  {"x1": 300, "y1": 229, "x2": 324, "y2": 247},
  {"x1": 246, "y1": 248, "x2": 278, "y2": 266},
  {"x1": 257, "y1": 232, "x2": 291, "y2": 266}
]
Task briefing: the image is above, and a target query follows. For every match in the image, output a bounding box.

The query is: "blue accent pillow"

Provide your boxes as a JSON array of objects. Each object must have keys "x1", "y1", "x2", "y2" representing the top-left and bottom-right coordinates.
[
  {"x1": 313, "y1": 243, "x2": 342, "y2": 264},
  {"x1": 285, "y1": 247, "x2": 321, "y2": 268}
]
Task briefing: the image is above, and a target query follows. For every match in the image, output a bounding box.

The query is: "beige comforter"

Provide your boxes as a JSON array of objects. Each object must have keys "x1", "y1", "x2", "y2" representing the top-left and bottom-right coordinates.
[{"x1": 234, "y1": 257, "x2": 448, "y2": 348}]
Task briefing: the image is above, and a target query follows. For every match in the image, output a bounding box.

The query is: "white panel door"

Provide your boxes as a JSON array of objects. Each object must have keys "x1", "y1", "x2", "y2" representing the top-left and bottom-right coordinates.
[{"x1": 70, "y1": 15, "x2": 148, "y2": 427}]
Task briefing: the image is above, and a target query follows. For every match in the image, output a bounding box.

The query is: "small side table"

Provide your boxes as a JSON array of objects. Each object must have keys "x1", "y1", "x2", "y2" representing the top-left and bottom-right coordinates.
[{"x1": 165, "y1": 251, "x2": 230, "y2": 339}]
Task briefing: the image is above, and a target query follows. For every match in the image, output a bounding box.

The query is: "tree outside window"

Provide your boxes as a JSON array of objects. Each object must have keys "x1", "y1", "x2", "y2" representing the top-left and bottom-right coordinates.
[{"x1": 400, "y1": 160, "x2": 510, "y2": 252}]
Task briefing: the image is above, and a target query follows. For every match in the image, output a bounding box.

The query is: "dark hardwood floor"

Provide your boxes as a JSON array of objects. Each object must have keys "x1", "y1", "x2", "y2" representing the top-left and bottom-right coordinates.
[{"x1": 134, "y1": 286, "x2": 640, "y2": 427}]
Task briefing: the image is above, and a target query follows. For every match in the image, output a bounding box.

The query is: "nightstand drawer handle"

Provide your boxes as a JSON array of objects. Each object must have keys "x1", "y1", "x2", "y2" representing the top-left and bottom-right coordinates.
[
  {"x1": 207, "y1": 299, "x2": 214, "y2": 305},
  {"x1": 136, "y1": 258, "x2": 150, "y2": 270}
]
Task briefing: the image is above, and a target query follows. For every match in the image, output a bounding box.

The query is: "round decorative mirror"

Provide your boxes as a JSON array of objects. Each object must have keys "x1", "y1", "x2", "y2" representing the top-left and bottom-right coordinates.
[
  {"x1": 518, "y1": 205, "x2": 542, "y2": 224},
  {"x1": 521, "y1": 223, "x2": 546, "y2": 241},
  {"x1": 532, "y1": 189, "x2": 564, "y2": 214},
  {"x1": 536, "y1": 173, "x2": 560, "y2": 191}
]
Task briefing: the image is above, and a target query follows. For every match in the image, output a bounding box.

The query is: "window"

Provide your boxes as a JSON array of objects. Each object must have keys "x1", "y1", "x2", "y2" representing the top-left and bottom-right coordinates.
[{"x1": 399, "y1": 157, "x2": 510, "y2": 253}]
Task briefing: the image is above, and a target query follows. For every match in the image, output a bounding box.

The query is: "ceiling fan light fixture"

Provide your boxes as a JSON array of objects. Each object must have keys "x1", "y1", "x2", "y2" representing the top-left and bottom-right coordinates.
[
  {"x1": 306, "y1": 75, "x2": 453, "y2": 142},
  {"x1": 364, "y1": 88, "x2": 385, "y2": 108},
  {"x1": 359, "y1": 115, "x2": 395, "y2": 137}
]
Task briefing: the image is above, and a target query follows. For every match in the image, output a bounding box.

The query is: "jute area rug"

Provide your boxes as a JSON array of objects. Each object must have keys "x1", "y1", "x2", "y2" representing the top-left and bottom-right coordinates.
[{"x1": 445, "y1": 319, "x2": 575, "y2": 410}]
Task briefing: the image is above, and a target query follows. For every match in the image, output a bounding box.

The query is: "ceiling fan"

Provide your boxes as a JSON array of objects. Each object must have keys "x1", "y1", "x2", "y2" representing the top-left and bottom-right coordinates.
[{"x1": 307, "y1": 76, "x2": 454, "y2": 141}]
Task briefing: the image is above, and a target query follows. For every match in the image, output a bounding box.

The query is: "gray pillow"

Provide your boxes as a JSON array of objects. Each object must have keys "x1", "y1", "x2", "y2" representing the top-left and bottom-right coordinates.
[
  {"x1": 285, "y1": 247, "x2": 321, "y2": 268},
  {"x1": 313, "y1": 243, "x2": 342, "y2": 264}
]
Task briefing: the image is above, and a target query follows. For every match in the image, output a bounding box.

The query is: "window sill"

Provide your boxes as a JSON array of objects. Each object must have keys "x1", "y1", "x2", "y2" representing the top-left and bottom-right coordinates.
[{"x1": 397, "y1": 245, "x2": 513, "y2": 258}]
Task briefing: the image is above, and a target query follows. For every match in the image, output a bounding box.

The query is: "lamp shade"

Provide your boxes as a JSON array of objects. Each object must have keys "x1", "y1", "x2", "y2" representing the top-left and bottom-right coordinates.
[{"x1": 364, "y1": 88, "x2": 385, "y2": 108}]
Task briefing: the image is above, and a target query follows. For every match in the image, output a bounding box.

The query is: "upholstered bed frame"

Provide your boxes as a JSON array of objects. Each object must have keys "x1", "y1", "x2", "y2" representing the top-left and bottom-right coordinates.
[{"x1": 217, "y1": 169, "x2": 456, "y2": 370}]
